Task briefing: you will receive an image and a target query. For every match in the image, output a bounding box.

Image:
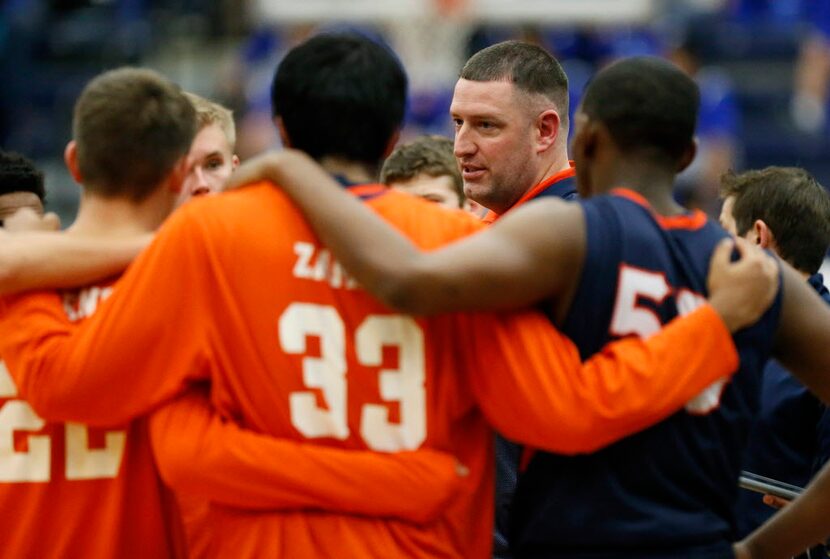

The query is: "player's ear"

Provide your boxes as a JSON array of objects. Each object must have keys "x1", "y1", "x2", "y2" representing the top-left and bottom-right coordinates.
[
  {"x1": 167, "y1": 156, "x2": 189, "y2": 194},
  {"x1": 383, "y1": 129, "x2": 401, "y2": 159},
  {"x1": 575, "y1": 120, "x2": 599, "y2": 162},
  {"x1": 64, "y1": 141, "x2": 83, "y2": 183},
  {"x1": 677, "y1": 138, "x2": 698, "y2": 173},
  {"x1": 753, "y1": 219, "x2": 774, "y2": 250},
  {"x1": 274, "y1": 117, "x2": 293, "y2": 148}
]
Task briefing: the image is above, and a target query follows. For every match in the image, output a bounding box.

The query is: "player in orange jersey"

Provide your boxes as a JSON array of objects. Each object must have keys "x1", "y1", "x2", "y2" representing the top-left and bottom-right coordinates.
[
  {"x1": 229, "y1": 56, "x2": 830, "y2": 557},
  {"x1": 0, "y1": 37, "x2": 777, "y2": 558},
  {"x1": 0, "y1": 67, "x2": 467, "y2": 559}
]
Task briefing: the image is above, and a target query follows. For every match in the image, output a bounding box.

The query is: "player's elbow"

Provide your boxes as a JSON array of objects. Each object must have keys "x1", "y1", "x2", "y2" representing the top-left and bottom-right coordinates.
[
  {"x1": 0, "y1": 250, "x2": 23, "y2": 296},
  {"x1": 515, "y1": 414, "x2": 618, "y2": 456},
  {"x1": 379, "y1": 276, "x2": 431, "y2": 315},
  {"x1": 151, "y1": 437, "x2": 197, "y2": 492},
  {"x1": 376, "y1": 263, "x2": 459, "y2": 316}
]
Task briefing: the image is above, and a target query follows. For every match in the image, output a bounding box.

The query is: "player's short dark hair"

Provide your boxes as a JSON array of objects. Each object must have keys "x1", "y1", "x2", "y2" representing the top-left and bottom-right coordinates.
[
  {"x1": 73, "y1": 67, "x2": 197, "y2": 202},
  {"x1": 721, "y1": 166, "x2": 830, "y2": 275},
  {"x1": 0, "y1": 150, "x2": 45, "y2": 201},
  {"x1": 380, "y1": 136, "x2": 464, "y2": 204},
  {"x1": 581, "y1": 56, "x2": 699, "y2": 165},
  {"x1": 460, "y1": 40, "x2": 569, "y2": 127},
  {"x1": 271, "y1": 33, "x2": 407, "y2": 167}
]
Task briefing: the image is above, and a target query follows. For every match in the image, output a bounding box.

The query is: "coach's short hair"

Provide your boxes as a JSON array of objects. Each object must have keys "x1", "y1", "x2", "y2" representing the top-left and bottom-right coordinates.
[
  {"x1": 721, "y1": 166, "x2": 830, "y2": 275},
  {"x1": 271, "y1": 33, "x2": 407, "y2": 167},
  {"x1": 73, "y1": 67, "x2": 197, "y2": 202},
  {"x1": 581, "y1": 56, "x2": 699, "y2": 165},
  {"x1": 460, "y1": 41, "x2": 569, "y2": 127},
  {"x1": 0, "y1": 150, "x2": 45, "y2": 201},
  {"x1": 184, "y1": 91, "x2": 236, "y2": 149},
  {"x1": 380, "y1": 136, "x2": 463, "y2": 203}
]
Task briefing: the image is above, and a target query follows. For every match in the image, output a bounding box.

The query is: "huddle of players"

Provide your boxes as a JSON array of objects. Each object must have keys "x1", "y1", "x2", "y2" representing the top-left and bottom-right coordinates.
[{"x1": 0, "y1": 32, "x2": 829, "y2": 559}]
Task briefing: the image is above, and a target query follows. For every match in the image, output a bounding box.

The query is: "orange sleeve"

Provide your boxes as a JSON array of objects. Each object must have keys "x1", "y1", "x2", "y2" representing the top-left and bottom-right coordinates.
[
  {"x1": 0, "y1": 208, "x2": 212, "y2": 426},
  {"x1": 149, "y1": 387, "x2": 461, "y2": 523},
  {"x1": 465, "y1": 304, "x2": 739, "y2": 454}
]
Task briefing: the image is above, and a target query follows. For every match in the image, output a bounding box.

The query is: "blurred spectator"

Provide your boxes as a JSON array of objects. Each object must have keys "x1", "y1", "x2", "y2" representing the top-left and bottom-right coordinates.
[
  {"x1": 790, "y1": 1, "x2": 830, "y2": 134},
  {"x1": 668, "y1": 27, "x2": 741, "y2": 215},
  {"x1": 0, "y1": 150, "x2": 46, "y2": 225}
]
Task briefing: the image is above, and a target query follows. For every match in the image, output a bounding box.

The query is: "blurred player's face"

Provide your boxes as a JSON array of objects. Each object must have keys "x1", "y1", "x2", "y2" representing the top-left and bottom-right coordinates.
[
  {"x1": 451, "y1": 79, "x2": 541, "y2": 214},
  {"x1": 389, "y1": 173, "x2": 462, "y2": 210},
  {"x1": 0, "y1": 192, "x2": 43, "y2": 223},
  {"x1": 719, "y1": 196, "x2": 738, "y2": 235},
  {"x1": 177, "y1": 123, "x2": 239, "y2": 206}
]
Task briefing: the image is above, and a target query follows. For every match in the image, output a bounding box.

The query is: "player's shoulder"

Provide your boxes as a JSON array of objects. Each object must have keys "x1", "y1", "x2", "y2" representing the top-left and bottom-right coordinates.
[
  {"x1": 172, "y1": 181, "x2": 302, "y2": 233},
  {"x1": 366, "y1": 187, "x2": 485, "y2": 247}
]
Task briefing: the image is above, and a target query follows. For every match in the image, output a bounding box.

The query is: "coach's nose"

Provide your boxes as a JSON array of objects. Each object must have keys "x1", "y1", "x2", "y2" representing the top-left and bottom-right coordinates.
[{"x1": 454, "y1": 124, "x2": 476, "y2": 159}]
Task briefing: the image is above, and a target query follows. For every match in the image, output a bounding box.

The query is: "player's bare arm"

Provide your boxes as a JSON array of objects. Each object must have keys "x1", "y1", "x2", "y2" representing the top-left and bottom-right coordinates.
[
  {"x1": 772, "y1": 264, "x2": 830, "y2": 402},
  {"x1": 229, "y1": 150, "x2": 779, "y2": 329},
  {"x1": 228, "y1": 149, "x2": 585, "y2": 314},
  {"x1": 735, "y1": 459, "x2": 830, "y2": 559},
  {"x1": 0, "y1": 229, "x2": 151, "y2": 296}
]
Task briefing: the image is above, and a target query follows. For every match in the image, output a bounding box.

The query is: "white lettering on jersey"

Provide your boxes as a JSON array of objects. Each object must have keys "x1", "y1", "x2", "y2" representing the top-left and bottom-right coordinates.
[
  {"x1": 611, "y1": 266, "x2": 727, "y2": 415},
  {"x1": 292, "y1": 242, "x2": 358, "y2": 289},
  {"x1": 63, "y1": 286, "x2": 114, "y2": 322},
  {"x1": 0, "y1": 284, "x2": 126, "y2": 483}
]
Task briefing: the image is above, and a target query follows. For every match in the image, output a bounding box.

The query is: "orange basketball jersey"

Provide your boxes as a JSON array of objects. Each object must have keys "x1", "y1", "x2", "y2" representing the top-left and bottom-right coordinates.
[
  {"x1": 0, "y1": 183, "x2": 738, "y2": 558},
  {"x1": 0, "y1": 284, "x2": 184, "y2": 559}
]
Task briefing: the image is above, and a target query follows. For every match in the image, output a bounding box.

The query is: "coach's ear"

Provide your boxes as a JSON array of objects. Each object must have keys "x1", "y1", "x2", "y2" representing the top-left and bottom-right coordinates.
[
  {"x1": 536, "y1": 109, "x2": 561, "y2": 154},
  {"x1": 64, "y1": 141, "x2": 83, "y2": 184},
  {"x1": 274, "y1": 117, "x2": 293, "y2": 148}
]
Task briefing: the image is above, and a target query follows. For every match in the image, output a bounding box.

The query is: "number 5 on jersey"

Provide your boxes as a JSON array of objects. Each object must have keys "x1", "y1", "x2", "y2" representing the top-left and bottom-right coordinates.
[
  {"x1": 610, "y1": 266, "x2": 727, "y2": 415},
  {"x1": 280, "y1": 303, "x2": 426, "y2": 452}
]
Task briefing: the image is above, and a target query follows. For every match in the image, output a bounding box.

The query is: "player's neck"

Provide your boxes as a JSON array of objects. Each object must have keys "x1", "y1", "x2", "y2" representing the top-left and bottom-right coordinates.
[
  {"x1": 318, "y1": 156, "x2": 377, "y2": 185},
  {"x1": 608, "y1": 162, "x2": 684, "y2": 216},
  {"x1": 68, "y1": 190, "x2": 172, "y2": 238}
]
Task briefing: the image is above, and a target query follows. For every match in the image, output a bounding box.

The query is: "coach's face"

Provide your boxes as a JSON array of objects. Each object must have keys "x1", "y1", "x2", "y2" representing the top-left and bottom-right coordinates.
[{"x1": 451, "y1": 79, "x2": 540, "y2": 214}]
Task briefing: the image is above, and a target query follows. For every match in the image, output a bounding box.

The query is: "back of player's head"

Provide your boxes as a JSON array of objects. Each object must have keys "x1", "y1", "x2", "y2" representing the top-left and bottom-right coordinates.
[
  {"x1": 184, "y1": 91, "x2": 236, "y2": 149},
  {"x1": 0, "y1": 150, "x2": 45, "y2": 201},
  {"x1": 721, "y1": 166, "x2": 830, "y2": 275},
  {"x1": 380, "y1": 136, "x2": 463, "y2": 201},
  {"x1": 271, "y1": 33, "x2": 407, "y2": 167},
  {"x1": 73, "y1": 67, "x2": 197, "y2": 201},
  {"x1": 460, "y1": 40, "x2": 569, "y2": 127},
  {"x1": 581, "y1": 56, "x2": 699, "y2": 166}
]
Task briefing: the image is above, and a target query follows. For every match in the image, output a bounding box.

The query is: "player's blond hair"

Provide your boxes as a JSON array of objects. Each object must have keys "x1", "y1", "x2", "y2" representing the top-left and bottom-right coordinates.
[{"x1": 183, "y1": 92, "x2": 236, "y2": 149}]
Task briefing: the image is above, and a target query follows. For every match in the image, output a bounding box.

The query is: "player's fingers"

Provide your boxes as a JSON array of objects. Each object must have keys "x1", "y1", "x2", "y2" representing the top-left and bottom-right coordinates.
[
  {"x1": 762, "y1": 494, "x2": 790, "y2": 509},
  {"x1": 225, "y1": 152, "x2": 278, "y2": 190},
  {"x1": 710, "y1": 238, "x2": 734, "y2": 269},
  {"x1": 41, "y1": 212, "x2": 61, "y2": 231},
  {"x1": 731, "y1": 236, "x2": 753, "y2": 260}
]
